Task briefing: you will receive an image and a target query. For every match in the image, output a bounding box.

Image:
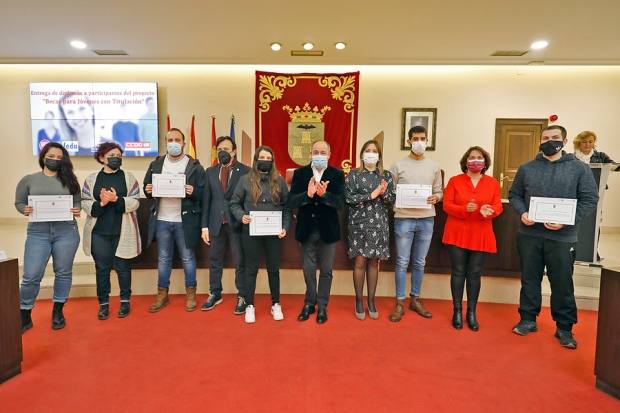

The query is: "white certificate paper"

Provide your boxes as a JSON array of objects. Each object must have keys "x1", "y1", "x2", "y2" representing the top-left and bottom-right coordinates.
[
  {"x1": 528, "y1": 197, "x2": 577, "y2": 225},
  {"x1": 28, "y1": 195, "x2": 73, "y2": 222},
  {"x1": 153, "y1": 174, "x2": 186, "y2": 198},
  {"x1": 395, "y1": 184, "x2": 432, "y2": 209},
  {"x1": 249, "y1": 211, "x2": 283, "y2": 236}
]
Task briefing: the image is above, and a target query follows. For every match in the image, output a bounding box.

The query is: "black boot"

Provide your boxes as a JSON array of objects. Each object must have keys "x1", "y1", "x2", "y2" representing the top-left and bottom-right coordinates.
[
  {"x1": 98, "y1": 304, "x2": 109, "y2": 320},
  {"x1": 118, "y1": 302, "x2": 130, "y2": 318},
  {"x1": 21, "y1": 309, "x2": 33, "y2": 334},
  {"x1": 452, "y1": 303, "x2": 463, "y2": 330},
  {"x1": 52, "y1": 302, "x2": 66, "y2": 330},
  {"x1": 466, "y1": 304, "x2": 479, "y2": 331}
]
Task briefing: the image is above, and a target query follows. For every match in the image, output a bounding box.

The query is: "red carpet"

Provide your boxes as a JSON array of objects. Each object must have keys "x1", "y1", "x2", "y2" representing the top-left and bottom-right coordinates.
[{"x1": 1, "y1": 295, "x2": 618, "y2": 412}]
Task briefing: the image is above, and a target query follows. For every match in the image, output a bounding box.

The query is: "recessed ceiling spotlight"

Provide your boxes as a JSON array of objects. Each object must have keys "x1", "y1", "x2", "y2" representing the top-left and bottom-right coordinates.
[
  {"x1": 335, "y1": 42, "x2": 346, "y2": 50},
  {"x1": 70, "y1": 40, "x2": 87, "y2": 49},
  {"x1": 531, "y1": 41, "x2": 548, "y2": 50},
  {"x1": 303, "y1": 43, "x2": 314, "y2": 50},
  {"x1": 270, "y1": 42, "x2": 281, "y2": 51}
]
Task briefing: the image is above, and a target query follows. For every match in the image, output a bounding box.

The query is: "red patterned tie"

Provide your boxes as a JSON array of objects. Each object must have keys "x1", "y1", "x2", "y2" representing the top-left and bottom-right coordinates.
[{"x1": 220, "y1": 166, "x2": 230, "y2": 223}]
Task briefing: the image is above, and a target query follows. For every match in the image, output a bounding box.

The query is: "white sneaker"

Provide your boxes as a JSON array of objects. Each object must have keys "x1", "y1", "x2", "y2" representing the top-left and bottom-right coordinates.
[
  {"x1": 271, "y1": 303, "x2": 284, "y2": 321},
  {"x1": 245, "y1": 305, "x2": 255, "y2": 323}
]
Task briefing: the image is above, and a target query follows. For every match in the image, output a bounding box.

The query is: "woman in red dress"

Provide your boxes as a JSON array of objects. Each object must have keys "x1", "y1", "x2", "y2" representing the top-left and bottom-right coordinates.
[{"x1": 443, "y1": 146, "x2": 503, "y2": 331}]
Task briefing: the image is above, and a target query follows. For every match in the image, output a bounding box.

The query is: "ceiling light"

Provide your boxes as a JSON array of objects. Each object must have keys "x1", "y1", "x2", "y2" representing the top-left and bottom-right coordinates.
[
  {"x1": 70, "y1": 40, "x2": 87, "y2": 49},
  {"x1": 531, "y1": 41, "x2": 548, "y2": 50},
  {"x1": 270, "y1": 42, "x2": 281, "y2": 51},
  {"x1": 335, "y1": 42, "x2": 346, "y2": 50},
  {"x1": 303, "y1": 43, "x2": 314, "y2": 50}
]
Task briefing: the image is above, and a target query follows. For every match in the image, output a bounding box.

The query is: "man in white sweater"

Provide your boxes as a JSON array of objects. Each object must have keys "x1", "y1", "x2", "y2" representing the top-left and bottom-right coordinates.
[{"x1": 388, "y1": 126, "x2": 443, "y2": 322}]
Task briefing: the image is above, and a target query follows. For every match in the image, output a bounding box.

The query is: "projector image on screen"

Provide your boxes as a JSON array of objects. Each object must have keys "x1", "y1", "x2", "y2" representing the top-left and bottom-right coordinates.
[{"x1": 29, "y1": 82, "x2": 159, "y2": 157}]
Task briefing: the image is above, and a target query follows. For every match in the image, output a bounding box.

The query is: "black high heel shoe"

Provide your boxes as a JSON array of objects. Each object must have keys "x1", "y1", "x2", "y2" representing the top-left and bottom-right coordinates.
[{"x1": 452, "y1": 303, "x2": 463, "y2": 330}]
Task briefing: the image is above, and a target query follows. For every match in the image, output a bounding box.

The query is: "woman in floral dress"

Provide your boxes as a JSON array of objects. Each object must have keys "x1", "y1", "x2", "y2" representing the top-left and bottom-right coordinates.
[{"x1": 346, "y1": 140, "x2": 395, "y2": 320}]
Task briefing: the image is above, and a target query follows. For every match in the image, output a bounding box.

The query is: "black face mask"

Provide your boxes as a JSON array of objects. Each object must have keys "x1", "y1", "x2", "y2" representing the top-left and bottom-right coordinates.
[
  {"x1": 44, "y1": 158, "x2": 61, "y2": 172},
  {"x1": 539, "y1": 140, "x2": 564, "y2": 156},
  {"x1": 257, "y1": 160, "x2": 272, "y2": 172},
  {"x1": 107, "y1": 157, "x2": 122, "y2": 170},
  {"x1": 218, "y1": 150, "x2": 232, "y2": 165}
]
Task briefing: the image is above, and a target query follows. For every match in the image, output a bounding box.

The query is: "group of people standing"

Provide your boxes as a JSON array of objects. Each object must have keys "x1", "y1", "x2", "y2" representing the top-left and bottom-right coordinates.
[{"x1": 15, "y1": 124, "x2": 612, "y2": 350}]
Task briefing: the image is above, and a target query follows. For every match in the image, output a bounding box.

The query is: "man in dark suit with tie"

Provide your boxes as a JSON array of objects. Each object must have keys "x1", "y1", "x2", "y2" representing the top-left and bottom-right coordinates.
[
  {"x1": 288, "y1": 140, "x2": 345, "y2": 324},
  {"x1": 201, "y1": 136, "x2": 251, "y2": 314}
]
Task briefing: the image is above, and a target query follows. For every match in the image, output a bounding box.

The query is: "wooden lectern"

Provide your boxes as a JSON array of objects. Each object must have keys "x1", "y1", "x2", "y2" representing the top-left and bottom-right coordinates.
[
  {"x1": 594, "y1": 267, "x2": 620, "y2": 400},
  {"x1": 576, "y1": 164, "x2": 615, "y2": 263},
  {"x1": 0, "y1": 258, "x2": 22, "y2": 384}
]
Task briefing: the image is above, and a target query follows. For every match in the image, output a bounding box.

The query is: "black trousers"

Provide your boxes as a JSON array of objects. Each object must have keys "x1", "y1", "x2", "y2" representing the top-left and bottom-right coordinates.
[
  {"x1": 91, "y1": 233, "x2": 132, "y2": 305},
  {"x1": 446, "y1": 244, "x2": 488, "y2": 306},
  {"x1": 301, "y1": 230, "x2": 336, "y2": 309},
  {"x1": 209, "y1": 224, "x2": 245, "y2": 297},
  {"x1": 516, "y1": 233, "x2": 577, "y2": 331},
  {"x1": 242, "y1": 230, "x2": 281, "y2": 306}
]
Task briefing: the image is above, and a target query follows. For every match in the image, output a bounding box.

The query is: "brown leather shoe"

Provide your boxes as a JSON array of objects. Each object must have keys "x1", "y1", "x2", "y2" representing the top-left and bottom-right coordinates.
[
  {"x1": 185, "y1": 286, "x2": 197, "y2": 312},
  {"x1": 409, "y1": 296, "x2": 432, "y2": 318},
  {"x1": 389, "y1": 299, "x2": 406, "y2": 322},
  {"x1": 149, "y1": 287, "x2": 170, "y2": 313}
]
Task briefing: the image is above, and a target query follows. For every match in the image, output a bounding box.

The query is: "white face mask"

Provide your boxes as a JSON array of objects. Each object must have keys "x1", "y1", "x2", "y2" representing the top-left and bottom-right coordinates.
[
  {"x1": 167, "y1": 142, "x2": 183, "y2": 157},
  {"x1": 411, "y1": 141, "x2": 426, "y2": 156},
  {"x1": 363, "y1": 153, "x2": 379, "y2": 166}
]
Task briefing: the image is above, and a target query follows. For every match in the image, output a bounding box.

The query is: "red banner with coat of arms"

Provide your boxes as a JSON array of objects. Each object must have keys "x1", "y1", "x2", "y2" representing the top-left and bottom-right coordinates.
[{"x1": 255, "y1": 71, "x2": 360, "y2": 176}]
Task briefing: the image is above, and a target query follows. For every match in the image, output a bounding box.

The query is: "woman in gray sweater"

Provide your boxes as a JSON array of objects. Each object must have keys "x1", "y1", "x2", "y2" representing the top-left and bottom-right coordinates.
[
  {"x1": 14, "y1": 142, "x2": 82, "y2": 333},
  {"x1": 230, "y1": 146, "x2": 291, "y2": 324}
]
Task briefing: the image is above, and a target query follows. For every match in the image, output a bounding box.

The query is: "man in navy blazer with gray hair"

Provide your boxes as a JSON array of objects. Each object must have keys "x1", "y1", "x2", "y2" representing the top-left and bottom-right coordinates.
[
  {"x1": 201, "y1": 136, "x2": 251, "y2": 315},
  {"x1": 288, "y1": 140, "x2": 345, "y2": 324}
]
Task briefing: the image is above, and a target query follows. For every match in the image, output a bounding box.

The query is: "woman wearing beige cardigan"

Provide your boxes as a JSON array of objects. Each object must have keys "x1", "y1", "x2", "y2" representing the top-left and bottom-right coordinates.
[{"x1": 82, "y1": 142, "x2": 142, "y2": 320}]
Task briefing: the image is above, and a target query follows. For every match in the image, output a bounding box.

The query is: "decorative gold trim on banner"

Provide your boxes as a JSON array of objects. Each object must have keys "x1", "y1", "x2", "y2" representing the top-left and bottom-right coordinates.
[
  {"x1": 318, "y1": 75, "x2": 357, "y2": 165},
  {"x1": 318, "y1": 75, "x2": 356, "y2": 113},
  {"x1": 258, "y1": 75, "x2": 297, "y2": 113},
  {"x1": 341, "y1": 159, "x2": 352, "y2": 174}
]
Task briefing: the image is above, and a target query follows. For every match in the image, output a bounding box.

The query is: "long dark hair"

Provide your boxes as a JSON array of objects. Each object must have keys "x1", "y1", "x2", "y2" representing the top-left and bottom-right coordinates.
[
  {"x1": 248, "y1": 146, "x2": 280, "y2": 206},
  {"x1": 38, "y1": 142, "x2": 81, "y2": 195}
]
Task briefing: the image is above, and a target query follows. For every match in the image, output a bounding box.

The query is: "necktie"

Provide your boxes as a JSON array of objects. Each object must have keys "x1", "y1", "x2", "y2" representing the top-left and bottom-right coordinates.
[{"x1": 220, "y1": 166, "x2": 230, "y2": 223}]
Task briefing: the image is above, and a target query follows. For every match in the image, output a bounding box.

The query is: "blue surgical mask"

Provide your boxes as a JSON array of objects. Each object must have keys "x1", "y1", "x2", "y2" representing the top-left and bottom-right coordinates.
[
  {"x1": 312, "y1": 155, "x2": 328, "y2": 169},
  {"x1": 167, "y1": 142, "x2": 183, "y2": 157}
]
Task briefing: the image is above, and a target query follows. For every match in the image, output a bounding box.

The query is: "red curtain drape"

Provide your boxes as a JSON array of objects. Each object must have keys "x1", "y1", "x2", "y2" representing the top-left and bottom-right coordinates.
[{"x1": 255, "y1": 71, "x2": 360, "y2": 175}]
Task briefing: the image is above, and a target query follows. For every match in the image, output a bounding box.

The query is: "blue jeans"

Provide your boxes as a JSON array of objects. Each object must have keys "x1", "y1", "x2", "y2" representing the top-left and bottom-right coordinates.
[
  {"x1": 394, "y1": 217, "x2": 434, "y2": 299},
  {"x1": 20, "y1": 221, "x2": 80, "y2": 309},
  {"x1": 156, "y1": 220, "x2": 197, "y2": 288}
]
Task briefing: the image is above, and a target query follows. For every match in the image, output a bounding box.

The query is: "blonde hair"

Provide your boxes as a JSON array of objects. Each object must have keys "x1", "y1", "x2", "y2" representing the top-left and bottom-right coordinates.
[
  {"x1": 573, "y1": 131, "x2": 597, "y2": 151},
  {"x1": 357, "y1": 140, "x2": 384, "y2": 175}
]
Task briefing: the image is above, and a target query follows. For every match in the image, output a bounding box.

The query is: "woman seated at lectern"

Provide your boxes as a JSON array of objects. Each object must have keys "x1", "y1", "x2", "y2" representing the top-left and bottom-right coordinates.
[
  {"x1": 573, "y1": 131, "x2": 619, "y2": 171},
  {"x1": 81, "y1": 142, "x2": 141, "y2": 321},
  {"x1": 573, "y1": 130, "x2": 618, "y2": 261},
  {"x1": 442, "y1": 146, "x2": 503, "y2": 331},
  {"x1": 14, "y1": 142, "x2": 81, "y2": 333}
]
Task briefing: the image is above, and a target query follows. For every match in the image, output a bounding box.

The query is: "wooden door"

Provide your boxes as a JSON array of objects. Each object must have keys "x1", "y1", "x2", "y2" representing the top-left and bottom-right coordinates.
[{"x1": 493, "y1": 119, "x2": 548, "y2": 199}]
